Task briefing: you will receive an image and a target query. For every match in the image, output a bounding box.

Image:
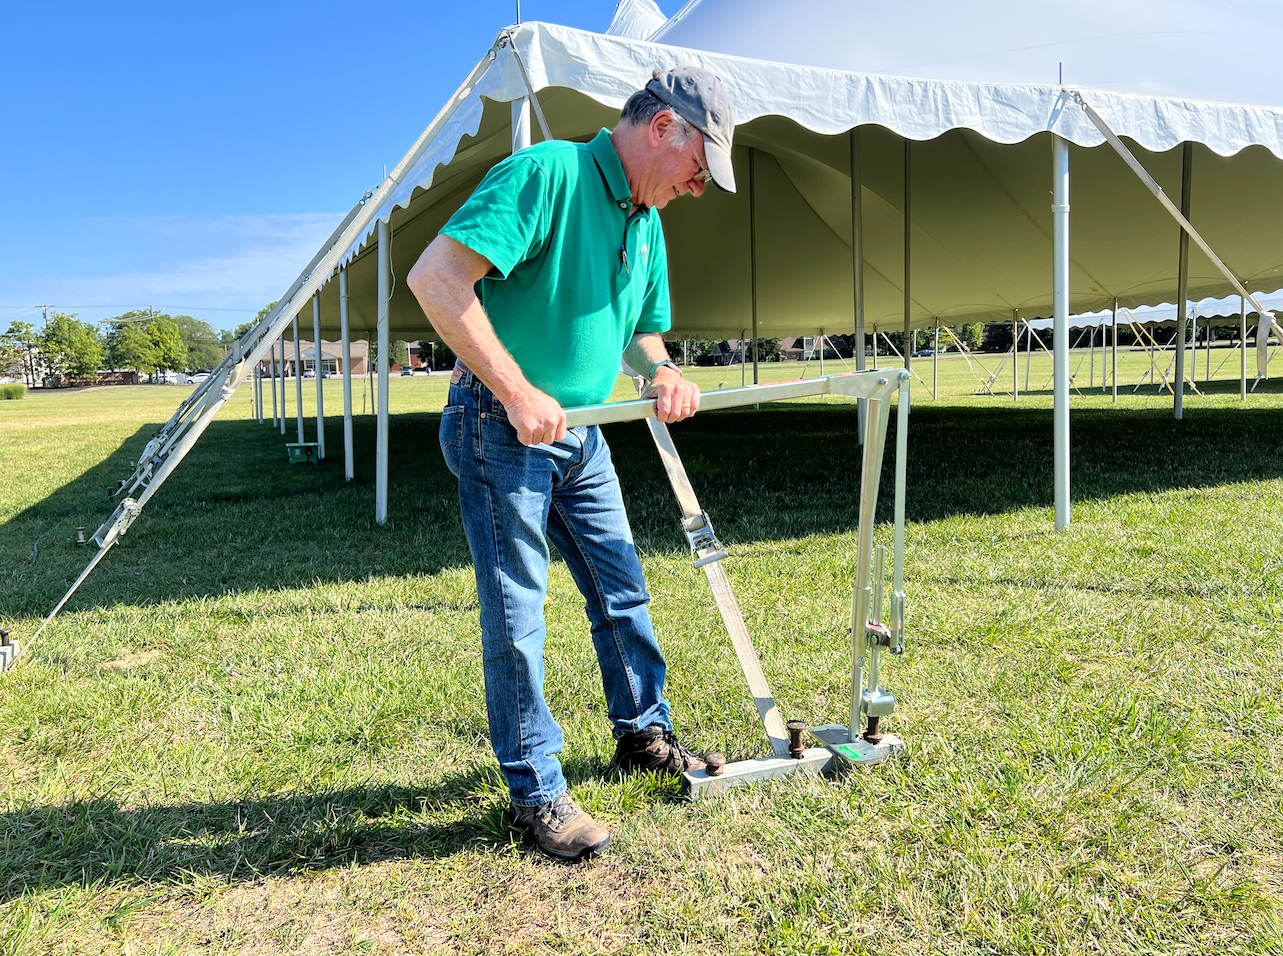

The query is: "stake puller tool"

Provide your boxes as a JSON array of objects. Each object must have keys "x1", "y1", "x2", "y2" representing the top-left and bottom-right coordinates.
[{"x1": 565, "y1": 369, "x2": 910, "y2": 798}]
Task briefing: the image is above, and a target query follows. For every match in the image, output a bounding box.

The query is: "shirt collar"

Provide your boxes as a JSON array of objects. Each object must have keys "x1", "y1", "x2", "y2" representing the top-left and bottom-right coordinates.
[{"x1": 587, "y1": 128, "x2": 647, "y2": 217}]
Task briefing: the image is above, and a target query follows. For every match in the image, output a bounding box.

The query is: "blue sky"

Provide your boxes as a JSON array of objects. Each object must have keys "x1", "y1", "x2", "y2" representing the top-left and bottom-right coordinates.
[{"x1": 1, "y1": 1, "x2": 648, "y2": 332}]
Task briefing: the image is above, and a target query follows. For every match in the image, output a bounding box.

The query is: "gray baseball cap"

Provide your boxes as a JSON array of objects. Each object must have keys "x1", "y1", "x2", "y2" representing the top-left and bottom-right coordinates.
[{"x1": 645, "y1": 66, "x2": 736, "y2": 193}]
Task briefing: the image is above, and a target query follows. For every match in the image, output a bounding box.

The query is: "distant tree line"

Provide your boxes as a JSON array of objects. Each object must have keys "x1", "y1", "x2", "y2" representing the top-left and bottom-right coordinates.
[{"x1": 1, "y1": 310, "x2": 229, "y2": 387}]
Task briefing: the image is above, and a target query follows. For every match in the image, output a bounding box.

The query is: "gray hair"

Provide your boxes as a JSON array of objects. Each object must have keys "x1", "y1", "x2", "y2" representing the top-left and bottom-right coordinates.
[{"x1": 619, "y1": 84, "x2": 695, "y2": 147}]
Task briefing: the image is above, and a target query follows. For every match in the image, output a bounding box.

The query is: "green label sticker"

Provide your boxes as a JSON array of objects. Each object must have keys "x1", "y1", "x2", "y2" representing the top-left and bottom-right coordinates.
[{"x1": 835, "y1": 744, "x2": 866, "y2": 760}]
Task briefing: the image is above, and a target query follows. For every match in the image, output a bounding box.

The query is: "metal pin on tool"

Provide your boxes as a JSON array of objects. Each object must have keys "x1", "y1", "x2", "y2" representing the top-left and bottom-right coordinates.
[{"x1": 786, "y1": 720, "x2": 807, "y2": 759}]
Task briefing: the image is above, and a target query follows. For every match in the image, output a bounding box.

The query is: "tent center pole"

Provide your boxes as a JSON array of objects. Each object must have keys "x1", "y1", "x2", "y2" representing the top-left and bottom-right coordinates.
[
  {"x1": 1012, "y1": 310, "x2": 1019, "y2": 400},
  {"x1": 1052, "y1": 134, "x2": 1071, "y2": 532}
]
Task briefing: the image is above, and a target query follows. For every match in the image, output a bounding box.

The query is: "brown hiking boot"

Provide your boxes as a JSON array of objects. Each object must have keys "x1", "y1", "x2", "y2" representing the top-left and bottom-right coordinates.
[
  {"x1": 611, "y1": 725, "x2": 706, "y2": 776},
  {"x1": 509, "y1": 794, "x2": 611, "y2": 861}
]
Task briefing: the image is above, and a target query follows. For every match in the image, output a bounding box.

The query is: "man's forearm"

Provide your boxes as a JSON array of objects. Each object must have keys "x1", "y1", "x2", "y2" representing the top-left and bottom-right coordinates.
[
  {"x1": 407, "y1": 238, "x2": 531, "y2": 407},
  {"x1": 624, "y1": 333, "x2": 674, "y2": 379}
]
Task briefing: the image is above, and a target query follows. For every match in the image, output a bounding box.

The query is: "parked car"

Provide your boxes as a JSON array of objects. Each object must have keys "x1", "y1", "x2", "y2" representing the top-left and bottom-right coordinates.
[
  {"x1": 400, "y1": 366, "x2": 414, "y2": 376},
  {"x1": 303, "y1": 368, "x2": 316, "y2": 379},
  {"x1": 915, "y1": 349, "x2": 935, "y2": 357},
  {"x1": 185, "y1": 372, "x2": 210, "y2": 385}
]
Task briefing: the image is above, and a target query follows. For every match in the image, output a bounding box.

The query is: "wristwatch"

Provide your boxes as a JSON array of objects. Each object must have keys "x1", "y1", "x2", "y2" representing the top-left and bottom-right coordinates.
[{"x1": 647, "y1": 359, "x2": 683, "y2": 380}]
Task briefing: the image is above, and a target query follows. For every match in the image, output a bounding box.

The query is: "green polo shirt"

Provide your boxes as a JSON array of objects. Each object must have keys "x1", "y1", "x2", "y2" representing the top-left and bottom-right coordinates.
[{"x1": 440, "y1": 128, "x2": 671, "y2": 407}]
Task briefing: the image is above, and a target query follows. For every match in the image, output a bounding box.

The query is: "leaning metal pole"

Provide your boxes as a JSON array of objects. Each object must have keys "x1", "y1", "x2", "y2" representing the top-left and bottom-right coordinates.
[
  {"x1": 340, "y1": 267, "x2": 354, "y2": 481},
  {"x1": 1052, "y1": 134, "x2": 1071, "y2": 532},
  {"x1": 314, "y1": 292, "x2": 326, "y2": 459}
]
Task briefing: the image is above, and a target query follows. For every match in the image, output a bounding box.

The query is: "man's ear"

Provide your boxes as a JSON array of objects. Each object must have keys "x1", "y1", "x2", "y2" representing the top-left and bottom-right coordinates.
[{"x1": 648, "y1": 110, "x2": 676, "y2": 149}]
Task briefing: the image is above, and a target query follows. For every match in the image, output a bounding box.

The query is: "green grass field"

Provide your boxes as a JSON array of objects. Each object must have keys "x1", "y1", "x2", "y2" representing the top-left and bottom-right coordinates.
[{"x1": 2, "y1": 349, "x2": 1282, "y2": 955}]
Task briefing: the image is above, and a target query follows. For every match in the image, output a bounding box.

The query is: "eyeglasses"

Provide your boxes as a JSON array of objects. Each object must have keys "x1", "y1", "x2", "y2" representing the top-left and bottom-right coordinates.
[{"x1": 685, "y1": 139, "x2": 713, "y2": 184}]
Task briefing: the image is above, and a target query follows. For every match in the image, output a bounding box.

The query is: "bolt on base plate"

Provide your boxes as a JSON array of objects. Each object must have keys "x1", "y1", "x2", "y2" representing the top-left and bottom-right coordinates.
[
  {"x1": 809, "y1": 723, "x2": 906, "y2": 766},
  {"x1": 681, "y1": 747, "x2": 835, "y2": 800}
]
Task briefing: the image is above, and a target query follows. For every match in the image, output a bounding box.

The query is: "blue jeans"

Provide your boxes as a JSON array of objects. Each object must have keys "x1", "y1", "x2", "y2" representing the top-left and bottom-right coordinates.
[{"x1": 439, "y1": 370, "x2": 672, "y2": 806}]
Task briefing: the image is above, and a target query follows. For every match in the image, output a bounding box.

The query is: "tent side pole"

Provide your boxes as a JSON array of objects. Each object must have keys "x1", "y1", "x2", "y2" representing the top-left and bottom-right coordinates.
[
  {"x1": 340, "y1": 268, "x2": 354, "y2": 481},
  {"x1": 750, "y1": 147, "x2": 759, "y2": 387},
  {"x1": 293, "y1": 317, "x2": 304, "y2": 444},
  {"x1": 279, "y1": 334, "x2": 287, "y2": 436},
  {"x1": 376, "y1": 219, "x2": 391, "y2": 525},
  {"x1": 872, "y1": 325, "x2": 878, "y2": 369},
  {"x1": 1240, "y1": 295, "x2": 1248, "y2": 400},
  {"x1": 313, "y1": 292, "x2": 325, "y2": 459},
  {"x1": 1112, "y1": 298, "x2": 1118, "y2": 403},
  {"x1": 1174, "y1": 142, "x2": 1192, "y2": 420},
  {"x1": 270, "y1": 343, "x2": 279, "y2": 425},
  {"x1": 903, "y1": 138, "x2": 912, "y2": 374},
  {"x1": 851, "y1": 128, "x2": 867, "y2": 443},
  {"x1": 1013, "y1": 310, "x2": 1019, "y2": 400},
  {"x1": 933, "y1": 318, "x2": 939, "y2": 400},
  {"x1": 1052, "y1": 134, "x2": 1071, "y2": 532}
]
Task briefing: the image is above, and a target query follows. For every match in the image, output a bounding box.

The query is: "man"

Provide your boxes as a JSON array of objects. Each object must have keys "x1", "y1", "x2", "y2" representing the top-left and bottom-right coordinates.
[{"x1": 407, "y1": 67, "x2": 736, "y2": 861}]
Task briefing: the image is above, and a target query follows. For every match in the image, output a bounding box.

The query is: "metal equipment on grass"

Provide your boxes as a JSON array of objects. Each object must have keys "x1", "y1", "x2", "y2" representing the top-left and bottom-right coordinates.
[{"x1": 565, "y1": 368, "x2": 911, "y2": 798}]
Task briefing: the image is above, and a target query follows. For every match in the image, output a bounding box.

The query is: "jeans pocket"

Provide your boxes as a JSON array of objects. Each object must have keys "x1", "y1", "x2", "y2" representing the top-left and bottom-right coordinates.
[{"x1": 439, "y1": 405, "x2": 464, "y2": 477}]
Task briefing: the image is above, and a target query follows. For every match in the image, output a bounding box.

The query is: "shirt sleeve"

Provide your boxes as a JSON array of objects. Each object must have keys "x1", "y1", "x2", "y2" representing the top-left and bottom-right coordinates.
[
  {"x1": 634, "y1": 219, "x2": 671, "y2": 334},
  {"x1": 439, "y1": 154, "x2": 550, "y2": 278}
]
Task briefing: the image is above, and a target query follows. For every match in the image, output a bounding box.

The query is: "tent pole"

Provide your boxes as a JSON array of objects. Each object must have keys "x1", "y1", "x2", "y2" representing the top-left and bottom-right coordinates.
[
  {"x1": 818, "y1": 330, "x2": 824, "y2": 377},
  {"x1": 903, "y1": 138, "x2": 912, "y2": 374},
  {"x1": 750, "y1": 147, "x2": 759, "y2": 387},
  {"x1": 293, "y1": 316, "x2": 304, "y2": 444},
  {"x1": 270, "y1": 342, "x2": 278, "y2": 425},
  {"x1": 1112, "y1": 298, "x2": 1118, "y2": 402},
  {"x1": 1089, "y1": 324, "x2": 1095, "y2": 389},
  {"x1": 1012, "y1": 310, "x2": 1019, "y2": 400},
  {"x1": 279, "y1": 334, "x2": 287, "y2": 436},
  {"x1": 1052, "y1": 134, "x2": 1071, "y2": 532},
  {"x1": 850, "y1": 128, "x2": 867, "y2": 444},
  {"x1": 1174, "y1": 142, "x2": 1192, "y2": 419},
  {"x1": 933, "y1": 318, "x2": 939, "y2": 400},
  {"x1": 313, "y1": 292, "x2": 325, "y2": 460},
  {"x1": 741, "y1": 331, "x2": 747, "y2": 386},
  {"x1": 340, "y1": 267, "x2": 354, "y2": 481},
  {"x1": 872, "y1": 325, "x2": 878, "y2": 369},
  {"x1": 1240, "y1": 295, "x2": 1248, "y2": 400},
  {"x1": 511, "y1": 97, "x2": 531, "y2": 153},
  {"x1": 254, "y1": 367, "x2": 262, "y2": 423},
  {"x1": 376, "y1": 219, "x2": 391, "y2": 525}
]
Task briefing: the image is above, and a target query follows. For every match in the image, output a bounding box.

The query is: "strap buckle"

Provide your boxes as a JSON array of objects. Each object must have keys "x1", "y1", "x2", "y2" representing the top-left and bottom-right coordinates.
[{"x1": 682, "y1": 511, "x2": 727, "y2": 568}]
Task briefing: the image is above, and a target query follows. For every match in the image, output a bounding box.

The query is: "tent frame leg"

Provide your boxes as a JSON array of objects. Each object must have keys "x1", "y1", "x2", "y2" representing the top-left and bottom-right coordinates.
[
  {"x1": 1052, "y1": 134, "x2": 1070, "y2": 532},
  {"x1": 340, "y1": 268, "x2": 354, "y2": 481}
]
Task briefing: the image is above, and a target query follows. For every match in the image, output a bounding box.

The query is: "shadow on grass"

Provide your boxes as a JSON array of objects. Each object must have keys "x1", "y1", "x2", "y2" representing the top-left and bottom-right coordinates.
[
  {"x1": 3, "y1": 397, "x2": 1282, "y2": 617},
  {"x1": 0, "y1": 758, "x2": 624, "y2": 899}
]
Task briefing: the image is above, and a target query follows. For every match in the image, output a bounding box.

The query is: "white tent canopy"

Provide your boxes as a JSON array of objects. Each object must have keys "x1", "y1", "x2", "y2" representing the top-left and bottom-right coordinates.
[
  {"x1": 308, "y1": 20, "x2": 1283, "y2": 348},
  {"x1": 652, "y1": 0, "x2": 1283, "y2": 107}
]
